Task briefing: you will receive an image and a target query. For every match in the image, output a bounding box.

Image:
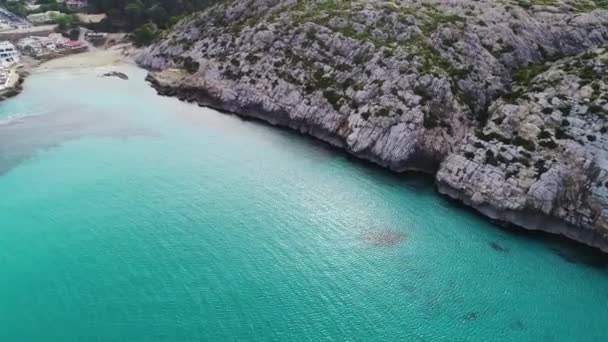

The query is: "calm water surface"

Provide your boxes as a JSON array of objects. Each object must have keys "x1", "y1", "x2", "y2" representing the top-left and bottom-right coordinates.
[{"x1": 0, "y1": 65, "x2": 607, "y2": 341}]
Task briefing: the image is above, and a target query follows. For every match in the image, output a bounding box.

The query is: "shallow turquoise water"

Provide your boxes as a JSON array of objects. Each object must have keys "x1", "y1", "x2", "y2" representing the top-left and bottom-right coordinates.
[{"x1": 0, "y1": 65, "x2": 607, "y2": 341}]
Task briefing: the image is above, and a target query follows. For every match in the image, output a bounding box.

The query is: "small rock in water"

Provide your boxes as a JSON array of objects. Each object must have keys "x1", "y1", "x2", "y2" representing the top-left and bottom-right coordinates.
[
  {"x1": 463, "y1": 312, "x2": 479, "y2": 321},
  {"x1": 362, "y1": 229, "x2": 405, "y2": 247},
  {"x1": 488, "y1": 241, "x2": 509, "y2": 253},
  {"x1": 101, "y1": 71, "x2": 129, "y2": 80},
  {"x1": 510, "y1": 320, "x2": 527, "y2": 330}
]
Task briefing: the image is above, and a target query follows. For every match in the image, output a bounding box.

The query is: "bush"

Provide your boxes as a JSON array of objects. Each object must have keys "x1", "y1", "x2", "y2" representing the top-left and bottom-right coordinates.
[
  {"x1": 538, "y1": 130, "x2": 552, "y2": 139},
  {"x1": 183, "y1": 56, "x2": 199, "y2": 73},
  {"x1": 512, "y1": 63, "x2": 549, "y2": 86},
  {"x1": 245, "y1": 53, "x2": 259, "y2": 64},
  {"x1": 89, "y1": 0, "x2": 221, "y2": 30},
  {"x1": 306, "y1": 27, "x2": 316, "y2": 41},
  {"x1": 68, "y1": 28, "x2": 79, "y2": 40},
  {"x1": 484, "y1": 149, "x2": 498, "y2": 166},
  {"x1": 539, "y1": 139, "x2": 558, "y2": 149},
  {"x1": 534, "y1": 160, "x2": 549, "y2": 179},
  {"x1": 555, "y1": 128, "x2": 573, "y2": 140},
  {"x1": 54, "y1": 14, "x2": 78, "y2": 31},
  {"x1": 541, "y1": 107, "x2": 553, "y2": 114},
  {"x1": 132, "y1": 23, "x2": 159, "y2": 46},
  {"x1": 377, "y1": 107, "x2": 390, "y2": 116},
  {"x1": 589, "y1": 104, "x2": 603, "y2": 114},
  {"x1": 423, "y1": 112, "x2": 439, "y2": 128},
  {"x1": 512, "y1": 136, "x2": 536, "y2": 151},
  {"x1": 323, "y1": 89, "x2": 342, "y2": 111}
]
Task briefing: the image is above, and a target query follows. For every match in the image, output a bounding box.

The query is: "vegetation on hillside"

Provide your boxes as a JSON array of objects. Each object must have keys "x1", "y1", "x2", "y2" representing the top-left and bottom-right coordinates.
[
  {"x1": 0, "y1": 0, "x2": 221, "y2": 45},
  {"x1": 89, "y1": 0, "x2": 221, "y2": 39},
  {"x1": 0, "y1": 0, "x2": 70, "y2": 17}
]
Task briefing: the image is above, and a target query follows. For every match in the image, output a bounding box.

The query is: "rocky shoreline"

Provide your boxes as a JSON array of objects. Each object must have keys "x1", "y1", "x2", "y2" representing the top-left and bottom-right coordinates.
[
  {"x1": 144, "y1": 63, "x2": 608, "y2": 252},
  {"x1": 146, "y1": 71, "x2": 364, "y2": 162},
  {"x1": 0, "y1": 69, "x2": 26, "y2": 102},
  {"x1": 138, "y1": 0, "x2": 608, "y2": 252}
]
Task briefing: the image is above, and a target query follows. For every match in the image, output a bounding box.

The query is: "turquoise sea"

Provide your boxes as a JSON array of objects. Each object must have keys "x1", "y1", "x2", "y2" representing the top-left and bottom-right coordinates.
[{"x1": 0, "y1": 65, "x2": 607, "y2": 341}]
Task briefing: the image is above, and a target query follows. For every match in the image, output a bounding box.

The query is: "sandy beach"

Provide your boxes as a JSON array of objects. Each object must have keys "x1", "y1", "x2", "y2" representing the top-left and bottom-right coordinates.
[
  {"x1": 35, "y1": 44, "x2": 136, "y2": 72},
  {"x1": 0, "y1": 44, "x2": 139, "y2": 102}
]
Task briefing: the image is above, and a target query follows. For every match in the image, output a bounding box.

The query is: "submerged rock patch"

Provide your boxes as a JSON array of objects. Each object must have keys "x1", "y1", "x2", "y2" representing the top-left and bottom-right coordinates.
[
  {"x1": 362, "y1": 229, "x2": 406, "y2": 247},
  {"x1": 509, "y1": 320, "x2": 527, "y2": 331},
  {"x1": 463, "y1": 312, "x2": 478, "y2": 321},
  {"x1": 101, "y1": 71, "x2": 129, "y2": 80},
  {"x1": 488, "y1": 241, "x2": 509, "y2": 253}
]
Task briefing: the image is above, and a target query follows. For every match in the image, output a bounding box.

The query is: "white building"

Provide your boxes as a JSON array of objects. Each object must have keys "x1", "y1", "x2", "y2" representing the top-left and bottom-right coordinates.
[
  {"x1": 17, "y1": 33, "x2": 69, "y2": 56},
  {"x1": 0, "y1": 41, "x2": 19, "y2": 68}
]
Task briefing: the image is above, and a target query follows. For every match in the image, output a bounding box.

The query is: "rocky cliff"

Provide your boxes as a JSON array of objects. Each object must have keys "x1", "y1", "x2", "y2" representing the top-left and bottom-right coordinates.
[{"x1": 137, "y1": 0, "x2": 608, "y2": 252}]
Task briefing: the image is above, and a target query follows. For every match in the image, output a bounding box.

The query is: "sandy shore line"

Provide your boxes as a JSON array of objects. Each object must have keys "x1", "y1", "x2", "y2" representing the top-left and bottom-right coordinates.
[
  {"x1": 0, "y1": 44, "x2": 139, "y2": 102},
  {"x1": 34, "y1": 44, "x2": 137, "y2": 72}
]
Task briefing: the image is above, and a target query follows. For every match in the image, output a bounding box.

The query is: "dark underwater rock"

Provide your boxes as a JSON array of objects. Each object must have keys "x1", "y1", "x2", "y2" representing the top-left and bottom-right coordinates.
[{"x1": 101, "y1": 71, "x2": 128, "y2": 80}]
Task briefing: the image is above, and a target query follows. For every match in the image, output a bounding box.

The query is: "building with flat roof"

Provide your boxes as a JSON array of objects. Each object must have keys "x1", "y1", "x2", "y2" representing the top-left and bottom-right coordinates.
[
  {"x1": 17, "y1": 33, "x2": 87, "y2": 59},
  {"x1": 17, "y1": 33, "x2": 68, "y2": 56},
  {"x1": 0, "y1": 41, "x2": 19, "y2": 68}
]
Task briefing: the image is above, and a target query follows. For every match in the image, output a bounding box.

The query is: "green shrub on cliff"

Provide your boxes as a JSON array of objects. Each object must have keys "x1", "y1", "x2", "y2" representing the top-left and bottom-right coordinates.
[
  {"x1": 323, "y1": 89, "x2": 342, "y2": 111},
  {"x1": 184, "y1": 56, "x2": 200, "y2": 73},
  {"x1": 132, "y1": 22, "x2": 159, "y2": 46}
]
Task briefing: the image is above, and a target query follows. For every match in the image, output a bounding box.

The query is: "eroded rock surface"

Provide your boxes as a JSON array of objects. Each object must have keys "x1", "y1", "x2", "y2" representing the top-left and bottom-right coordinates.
[{"x1": 437, "y1": 48, "x2": 608, "y2": 251}]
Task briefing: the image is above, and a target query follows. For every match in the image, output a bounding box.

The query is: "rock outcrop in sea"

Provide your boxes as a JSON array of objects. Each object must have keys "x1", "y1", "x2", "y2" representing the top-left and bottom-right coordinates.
[
  {"x1": 137, "y1": 0, "x2": 608, "y2": 252},
  {"x1": 101, "y1": 71, "x2": 129, "y2": 80}
]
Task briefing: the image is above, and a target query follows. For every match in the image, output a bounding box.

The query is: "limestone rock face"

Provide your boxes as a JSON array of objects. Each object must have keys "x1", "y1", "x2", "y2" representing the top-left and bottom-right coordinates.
[
  {"x1": 436, "y1": 48, "x2": 608, "y2": 251},
  {"x1": 137, "y1": 0, "x2": 608, "y2": 251}
]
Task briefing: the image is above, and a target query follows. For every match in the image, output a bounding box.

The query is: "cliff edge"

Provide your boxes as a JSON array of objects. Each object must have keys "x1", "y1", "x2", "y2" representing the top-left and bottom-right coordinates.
[{"x1": 137, "y1": 0, "x2": 608, "y2": 251}]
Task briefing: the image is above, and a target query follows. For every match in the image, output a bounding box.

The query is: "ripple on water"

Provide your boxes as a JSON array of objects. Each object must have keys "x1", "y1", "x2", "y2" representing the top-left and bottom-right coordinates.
[{"x1": 361, "y1": 229, "x2": 406, "y2": 247}]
